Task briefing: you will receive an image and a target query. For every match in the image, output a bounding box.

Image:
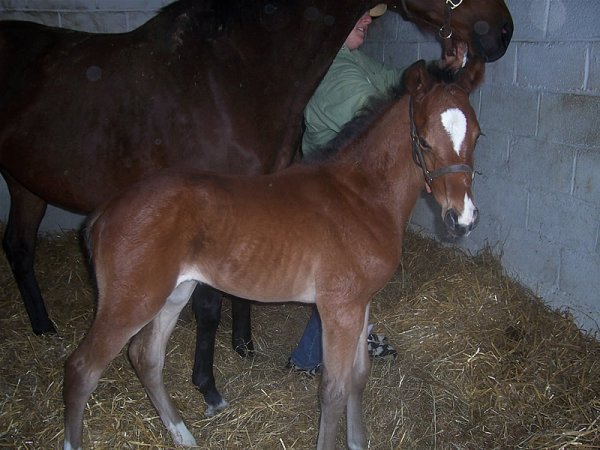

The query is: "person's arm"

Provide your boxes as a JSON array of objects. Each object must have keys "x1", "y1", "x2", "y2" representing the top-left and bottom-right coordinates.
[{"x1": 354, "y1": 51, "x2": 404, "y2": 94}]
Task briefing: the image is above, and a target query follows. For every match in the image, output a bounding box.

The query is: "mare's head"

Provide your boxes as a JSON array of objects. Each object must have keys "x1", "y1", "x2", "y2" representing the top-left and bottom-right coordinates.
[
  {"x1": 393, "y1": 0, "x2": 514, "y2": 62},
  {"x1": 404, "y1": 59, "x2": 485, "y2": 237}
]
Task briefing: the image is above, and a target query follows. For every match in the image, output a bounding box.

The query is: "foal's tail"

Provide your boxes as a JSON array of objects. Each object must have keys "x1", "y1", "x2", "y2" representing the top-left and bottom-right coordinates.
[
  {"x1": 83, "y1": 207, "x2": 104, "y2": 264},
  {"x1": 83, "y1": 203, "x2": 115, "y2": 296}
]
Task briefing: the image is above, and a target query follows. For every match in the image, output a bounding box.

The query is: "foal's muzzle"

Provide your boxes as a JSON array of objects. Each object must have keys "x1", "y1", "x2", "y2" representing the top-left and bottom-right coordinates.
[{"x1": 444, "y1": 206, "x2": 479, "y2": 237}]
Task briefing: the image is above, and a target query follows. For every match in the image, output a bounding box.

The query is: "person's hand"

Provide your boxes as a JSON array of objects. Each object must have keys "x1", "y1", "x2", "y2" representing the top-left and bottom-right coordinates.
[{"x1": 439, "y1": 41, "x2": 468, "y2": 72}]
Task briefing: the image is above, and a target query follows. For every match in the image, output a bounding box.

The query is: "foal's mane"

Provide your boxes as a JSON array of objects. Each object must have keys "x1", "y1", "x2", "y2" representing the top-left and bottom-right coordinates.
[{"x1": 302, "y1": 62, "x2": 455, "y2": 165}]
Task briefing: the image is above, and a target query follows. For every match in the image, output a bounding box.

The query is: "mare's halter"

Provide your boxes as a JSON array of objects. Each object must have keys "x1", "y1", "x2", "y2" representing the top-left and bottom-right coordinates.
[
  {"x1": 399, "y1": 0, "x2": 463, "y2": 57},
  {"x1": 409, "y1": 96, "x2": 474, "y2": 186}
]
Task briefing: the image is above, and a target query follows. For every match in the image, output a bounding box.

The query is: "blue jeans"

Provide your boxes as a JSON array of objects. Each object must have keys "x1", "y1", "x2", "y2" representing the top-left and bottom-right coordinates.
[{"x1": 290, "y1": 306, "x2": 322, "y2": 370}]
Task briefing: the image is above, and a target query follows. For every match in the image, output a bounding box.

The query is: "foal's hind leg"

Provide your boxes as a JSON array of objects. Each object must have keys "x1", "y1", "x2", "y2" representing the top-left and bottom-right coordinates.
[
  {"x1": 129, "y1": 281, "x2": 198, "y2": 446},
  {"x1": 1, "y1": 172, "x2": 55, "y2": 334},
  {"x1": 64, "y1": 315, "x2": 144, "y2": 450}
]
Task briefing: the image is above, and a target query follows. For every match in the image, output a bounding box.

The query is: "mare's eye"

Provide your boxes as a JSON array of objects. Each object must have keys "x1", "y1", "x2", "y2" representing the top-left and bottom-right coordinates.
[{"x1": 419, "y1": 137, "x2": 431, "y2": 150}]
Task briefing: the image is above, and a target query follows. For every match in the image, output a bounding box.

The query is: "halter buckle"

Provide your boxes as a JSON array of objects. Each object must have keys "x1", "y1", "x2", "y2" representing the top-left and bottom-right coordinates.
[
  {"x1": 439, "y1": 26, "x2": 453, "y2": 40},
  {"x1": 446, "y1": 0, "x2": 463, "y2": 10}
]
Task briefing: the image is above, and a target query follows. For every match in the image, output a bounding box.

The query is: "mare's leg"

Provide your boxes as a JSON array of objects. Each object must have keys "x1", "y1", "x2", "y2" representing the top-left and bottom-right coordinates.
[
  {"x1": 191, "y1": 284, "x2": 229, "y2": 416},
  {"x1": 129, "y1": 281, "x2": 198, "y2": 446},
  {"x1": 230, "y1": 296, "x2": 253, "y2": 356},
  {"x1": 1, "y1": 172, "x2": 55, "y2": 334},
  {"x1": 316, "y1": 301, "x2": 369, "y2": 450}
]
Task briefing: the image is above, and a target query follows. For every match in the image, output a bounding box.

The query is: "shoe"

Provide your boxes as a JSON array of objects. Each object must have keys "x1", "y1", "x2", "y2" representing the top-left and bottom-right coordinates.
[
  {"x1": 367, "y1": 333, "x2": 397, "y2": 360},
  {"x1": 286, "y1": 358, "x2": 321, "y2": 377}
]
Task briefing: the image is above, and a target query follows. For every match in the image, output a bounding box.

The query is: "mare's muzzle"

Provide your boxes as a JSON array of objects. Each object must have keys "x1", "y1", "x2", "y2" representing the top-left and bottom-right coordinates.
[{"x1": 472, "y1": 19, "x2": 514, "y2": 62}]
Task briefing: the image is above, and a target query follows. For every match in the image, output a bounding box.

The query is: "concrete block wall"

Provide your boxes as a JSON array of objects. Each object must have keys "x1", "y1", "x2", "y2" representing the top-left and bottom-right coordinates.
[
  {"x1": 364, "y1": 0, "x2": 600, "y2": 333},
  {"x1": 1, "y1": 1, "x2": 598, "y2": 333}
]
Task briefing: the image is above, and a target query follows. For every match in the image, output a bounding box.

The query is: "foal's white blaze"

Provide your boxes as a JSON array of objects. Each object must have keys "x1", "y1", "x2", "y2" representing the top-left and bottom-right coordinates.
[
  {"x1": 458, "y1": 193, "x2": 477, "y2": 227},
  {"x1": 441, "y1": 108, "x2": 467, "y2": 156}
]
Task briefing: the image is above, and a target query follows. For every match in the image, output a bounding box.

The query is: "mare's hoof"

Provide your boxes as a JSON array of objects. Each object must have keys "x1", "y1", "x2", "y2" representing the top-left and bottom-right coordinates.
[
  {"x1": 233, "y1": 340, "x2": 255, "y2": 358},
  {"x1": 205, "y1": 399, "x2": 229, "y2": 417},
  {"x1": 33, "y1": 320, "x2": 58, "y2": 335}
]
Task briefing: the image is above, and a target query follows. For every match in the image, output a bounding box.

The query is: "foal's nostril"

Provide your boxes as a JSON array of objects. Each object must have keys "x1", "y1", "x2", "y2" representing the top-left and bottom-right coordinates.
[{"x1": 444, "y1": 209, "x2": 459, "y2": 232}]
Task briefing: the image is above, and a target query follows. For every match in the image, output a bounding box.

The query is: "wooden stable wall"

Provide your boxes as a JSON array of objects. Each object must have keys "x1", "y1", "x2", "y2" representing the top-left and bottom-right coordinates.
[{"x1": 0, "y1": 0, "x2": 598, "y2": 333}]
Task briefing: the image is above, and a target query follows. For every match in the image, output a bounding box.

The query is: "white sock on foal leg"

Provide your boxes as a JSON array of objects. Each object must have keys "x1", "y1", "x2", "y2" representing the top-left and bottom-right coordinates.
[
  {"x1": 167, "y1": 421, "x2": 197, "y2": 447},
  {"x1": 63, "y1": 441, "x2": 81, "y2": 450}
]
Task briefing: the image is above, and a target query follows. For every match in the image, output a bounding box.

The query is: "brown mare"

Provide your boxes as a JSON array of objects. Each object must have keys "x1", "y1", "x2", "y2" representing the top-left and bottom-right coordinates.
[
  {"x1": 0, "y1": 0, "x2": 512, "y2": 415},
  {"x1": 64, "y1": 59, "x2": 484, "y2": 449}
]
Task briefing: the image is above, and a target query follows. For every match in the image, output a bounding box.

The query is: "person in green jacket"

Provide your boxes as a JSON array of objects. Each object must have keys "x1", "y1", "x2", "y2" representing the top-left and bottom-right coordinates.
[
  {"x1": 302, "y1": 4, "x2": 403, "y2": 158},
  {"x1": 289, "y1": 4, "x2": 468, "y2": 375}
]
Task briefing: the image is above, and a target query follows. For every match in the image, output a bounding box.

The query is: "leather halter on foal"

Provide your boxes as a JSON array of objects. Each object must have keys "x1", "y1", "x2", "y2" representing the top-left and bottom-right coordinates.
[
  {"x1": 409, "y1": 96, "x2": 473, "y2": 186},
  {"x1": 399, "y1": 0, "x2": 463, "y2": 57},
  {"x1": 399, "y1": 0, "x2": 473, "y2": 187}
]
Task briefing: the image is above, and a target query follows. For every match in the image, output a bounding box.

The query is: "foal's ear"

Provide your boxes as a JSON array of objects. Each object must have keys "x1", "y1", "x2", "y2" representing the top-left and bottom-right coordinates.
[
  {"x1": 404, "y1": 60, "x2": 432, "y2": 97},
  {"x1": 456, "y1": 57, "x2": 486, "y2": 93}
]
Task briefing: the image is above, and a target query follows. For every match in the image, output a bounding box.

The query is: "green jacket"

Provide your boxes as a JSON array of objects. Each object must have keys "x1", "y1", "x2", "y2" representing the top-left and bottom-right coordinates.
[{"x1": 302, "y1": 46, "x2": 404, "y2": 157}]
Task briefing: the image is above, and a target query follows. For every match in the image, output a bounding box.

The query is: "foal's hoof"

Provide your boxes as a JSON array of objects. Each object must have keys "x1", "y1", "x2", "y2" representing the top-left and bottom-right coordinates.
[{"x1": 205, "y1": 398, "x2": 229, "y2": 417}]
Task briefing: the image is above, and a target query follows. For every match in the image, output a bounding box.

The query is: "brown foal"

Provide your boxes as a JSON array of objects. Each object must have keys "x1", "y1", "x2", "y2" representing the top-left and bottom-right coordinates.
[{"x1": 63, "y1": 59, "x2": 484, "y2": 450}]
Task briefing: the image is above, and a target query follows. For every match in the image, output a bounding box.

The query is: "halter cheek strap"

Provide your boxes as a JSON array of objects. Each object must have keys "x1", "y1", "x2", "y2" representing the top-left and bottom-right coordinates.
[{"x1": 409, "y1": 96, "x2": 473, "y2": 187}]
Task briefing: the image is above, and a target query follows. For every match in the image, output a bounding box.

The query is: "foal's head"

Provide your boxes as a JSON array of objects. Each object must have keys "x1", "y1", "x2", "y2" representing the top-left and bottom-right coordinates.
[{"x1": 404, "y1": 59, "x2": 485, "y2": 237}]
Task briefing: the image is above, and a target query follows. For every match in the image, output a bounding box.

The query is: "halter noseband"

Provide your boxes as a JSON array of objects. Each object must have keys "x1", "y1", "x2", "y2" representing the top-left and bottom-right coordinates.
[
  {"x1": 409, "y1": 96, "x2": 473, "y2": 186},
  {"x1": 399, "y1": 0, "x2": 463, "y2": 56}
]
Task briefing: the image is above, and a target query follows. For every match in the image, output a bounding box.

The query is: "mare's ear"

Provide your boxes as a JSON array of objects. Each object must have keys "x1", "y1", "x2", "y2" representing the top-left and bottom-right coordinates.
[
  {"x1": 403, "y1": 60, "x2": 433, "y2": 97},
  {"x1": 456, "y1": 57, "x2": 485, "y2": 93}
]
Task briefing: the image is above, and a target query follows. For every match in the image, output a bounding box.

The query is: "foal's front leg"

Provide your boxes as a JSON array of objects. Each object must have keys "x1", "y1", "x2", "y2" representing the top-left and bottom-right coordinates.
[
  {"x1": 346, "y1": 304, "x2": 371, "y2": 449},
  {"x1": 317, "y1": 302, "x2": 370, "y2": 450}
]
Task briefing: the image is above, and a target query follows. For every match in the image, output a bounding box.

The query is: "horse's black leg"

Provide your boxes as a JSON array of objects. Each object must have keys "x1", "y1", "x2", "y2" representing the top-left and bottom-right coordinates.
[
  {"x1": 191, "y1": 284, "x2": 229, "y2": 415},
  {"x1": 1, "y1": 173, "x2": 55, "y2": 334},
  {"x1": 230, "y1": 297, "x2": 253, "y2": 357}
]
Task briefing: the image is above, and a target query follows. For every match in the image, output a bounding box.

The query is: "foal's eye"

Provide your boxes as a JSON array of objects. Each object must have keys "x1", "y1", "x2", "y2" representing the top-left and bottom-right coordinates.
[{"x1": 419, "y1": 137, "x2": 431, "y2": 150}]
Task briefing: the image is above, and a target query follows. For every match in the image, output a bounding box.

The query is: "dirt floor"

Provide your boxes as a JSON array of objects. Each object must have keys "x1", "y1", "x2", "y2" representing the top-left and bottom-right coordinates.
[{"x1": 0, "y1": 228, "x2": 598, "y2": 449}]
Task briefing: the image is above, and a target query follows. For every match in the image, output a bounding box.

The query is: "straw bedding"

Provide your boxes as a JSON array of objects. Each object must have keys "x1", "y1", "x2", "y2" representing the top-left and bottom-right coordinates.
[{"x1": 0, "y1": 226, "x2": 598, "y2": 449}]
